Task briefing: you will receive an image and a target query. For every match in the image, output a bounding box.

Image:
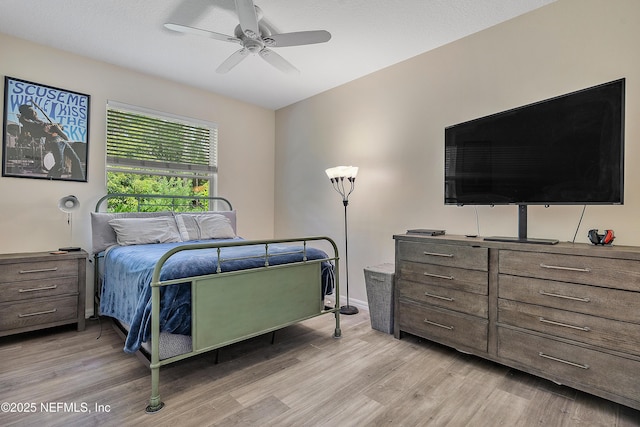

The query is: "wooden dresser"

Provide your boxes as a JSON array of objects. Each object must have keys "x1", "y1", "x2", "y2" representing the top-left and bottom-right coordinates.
[
  {"x1": 0, "y1": 250, "x2": 87, "y2": 337},
  {"x1": 394, "y1": 234, "x2": 640, "y2": 411}
]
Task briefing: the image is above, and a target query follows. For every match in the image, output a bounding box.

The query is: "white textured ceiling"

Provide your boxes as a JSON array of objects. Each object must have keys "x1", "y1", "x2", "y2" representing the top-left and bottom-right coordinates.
[{"x1": 0, "y1": 0, "x2": 556, "y2": 110}]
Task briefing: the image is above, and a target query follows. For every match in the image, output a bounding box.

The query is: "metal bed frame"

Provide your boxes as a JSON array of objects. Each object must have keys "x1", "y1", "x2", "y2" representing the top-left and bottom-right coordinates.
[{"x1": 93, "y1": 194, "x2": 341, "y2": 413}]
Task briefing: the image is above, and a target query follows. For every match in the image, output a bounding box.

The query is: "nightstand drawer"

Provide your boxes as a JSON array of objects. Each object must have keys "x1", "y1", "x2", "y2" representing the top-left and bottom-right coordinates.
[
  {"x1": 0, "y1": 296, "x2": 78, "y2": 331},
  {"x1": 499, "y1": 250, "x2": 640, "y2": 291},
  {"x1": 397, "y1": 241, "x2": 488, "y2": 271},
  {"x1": 498, "y1": 327, "x2": 640, "y2": 403},
  {"x1": 398, "y1": 300, "x2": 487, "y2": 352},
  {"x1": 0, "y1": 259, "x2": 78, "y2": 283},
  {"x1": 0, "y1": 276, "x2": 78, "y2": 303},
  {"x1": 398, "y1": 280, "x2": 488, "y2": 318}
]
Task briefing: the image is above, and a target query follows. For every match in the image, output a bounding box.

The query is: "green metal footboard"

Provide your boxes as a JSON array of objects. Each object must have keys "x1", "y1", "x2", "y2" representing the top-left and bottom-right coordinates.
[{"x1": 145, "y1": 237, "x2": 341, "y2": 413}]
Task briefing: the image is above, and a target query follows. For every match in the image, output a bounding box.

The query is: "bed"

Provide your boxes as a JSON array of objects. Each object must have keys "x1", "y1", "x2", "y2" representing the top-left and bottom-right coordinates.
[{"x1": 91, "y1": 193, "x2": 341, "y2": 413}]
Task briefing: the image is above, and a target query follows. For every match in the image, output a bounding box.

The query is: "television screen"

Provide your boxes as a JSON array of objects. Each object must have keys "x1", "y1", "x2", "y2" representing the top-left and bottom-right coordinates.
[{"x1": 444, "y1": 79, "x2": 625, "y2": 206}]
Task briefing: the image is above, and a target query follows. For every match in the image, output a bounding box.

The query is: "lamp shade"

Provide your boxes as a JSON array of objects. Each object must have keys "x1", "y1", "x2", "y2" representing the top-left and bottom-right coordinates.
[{"x1": 325, "y1": 166, "x2": 358, "y2": 179}]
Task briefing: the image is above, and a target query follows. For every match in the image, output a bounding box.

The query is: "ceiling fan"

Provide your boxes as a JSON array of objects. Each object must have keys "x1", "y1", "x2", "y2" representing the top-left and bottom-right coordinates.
[{"x1": 164, "y1": 0, "x2": 331, "y2": 74}]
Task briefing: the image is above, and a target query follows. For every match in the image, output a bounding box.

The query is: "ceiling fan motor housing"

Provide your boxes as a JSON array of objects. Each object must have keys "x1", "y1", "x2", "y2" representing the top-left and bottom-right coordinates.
[{"x1": 165, "y1": 0, "x2": 331, "y2": 74}]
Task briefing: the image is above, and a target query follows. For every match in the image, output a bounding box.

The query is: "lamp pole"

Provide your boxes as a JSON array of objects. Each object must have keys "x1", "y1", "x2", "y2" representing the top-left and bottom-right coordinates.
[{"x1": 326, "y1": 166, "x2": 359, "y2": 315}]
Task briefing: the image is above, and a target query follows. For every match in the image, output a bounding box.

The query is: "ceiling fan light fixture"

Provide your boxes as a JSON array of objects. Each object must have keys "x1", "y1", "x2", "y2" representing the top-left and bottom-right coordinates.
[
  {"x1": 245, "y1": 39, "x2": 263, "y2": 53},
  {"x1": 167, "y1": 0, "x2": 331, "y2": 74}
]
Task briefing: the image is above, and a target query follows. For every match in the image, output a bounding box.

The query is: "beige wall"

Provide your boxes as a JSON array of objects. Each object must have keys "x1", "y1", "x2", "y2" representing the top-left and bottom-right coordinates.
[
  {"x1": 275, "y1": 0, "x2": 640, "y2": 307},
  {"x1": 2, "y1": 0, "x2": 638, "y2": 314},
  {"x1": 0, "y1": 33, "x2": 276, "y2": 314}
]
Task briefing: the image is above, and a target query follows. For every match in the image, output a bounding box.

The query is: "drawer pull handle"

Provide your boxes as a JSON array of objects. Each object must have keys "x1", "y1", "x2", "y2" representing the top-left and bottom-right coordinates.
[
  {"x1": 538, "y1": 352, "x2": 589, "y2": 370},
  {"x1": 423, "y1": 272, "x2": 454, "y2": 280},
  {"x1": 18, "y1": 308, "x2": 57, "y2": 318},
  {"x1": 19, "y1": 285, "x2": 58, "y2": 293},
  {"x1": 424, "y1": 319, "x2": 454, "y2": 330},
  {"x1": 424, "y1": 292, "x2": 454, "y2": 302},
  {"x1": 423, "y1": 252, "x2": 454, "y2": 258},
  {"x1": 19, "y1": 267, "x2": 59, "y2": 274},
  {"x1": 539, "y1": 291, "x2": 590, "y2": 303},
  {"x1": 539, "y1": 317, "x2": 591, "y2": 332},
  {"x1": 539, "y1": 263, "x2": 591, "y2": 273}
]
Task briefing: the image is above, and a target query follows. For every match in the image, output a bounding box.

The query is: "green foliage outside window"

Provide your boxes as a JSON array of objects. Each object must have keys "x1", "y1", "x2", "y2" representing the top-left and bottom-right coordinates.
[{"x1": 106, "y1": 172, "x2": 210, "y2": 212}]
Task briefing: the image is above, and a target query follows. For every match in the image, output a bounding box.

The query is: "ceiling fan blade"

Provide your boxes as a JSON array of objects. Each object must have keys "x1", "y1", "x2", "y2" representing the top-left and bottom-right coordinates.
[
  {"x1": 235, "y1": 0, "x2": 259, "y2": 39},
  {"x1": 216, "y1": 48, "x2": 250, "y2": 73},
  {"x1": 259, "y1": 48, "x2": 299, "y2": 74},
  {"x1": 264, "y1": 30, "x2": 331, "y2": 47},
  {"x1": 164, "y1": 23, "x2": 241, "y2": 44}
]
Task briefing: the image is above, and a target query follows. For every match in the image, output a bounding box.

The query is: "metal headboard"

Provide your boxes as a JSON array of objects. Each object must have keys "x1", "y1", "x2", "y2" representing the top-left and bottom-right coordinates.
[{"x1": 94, "y1": 193, "x2": 233, "y2": 213}]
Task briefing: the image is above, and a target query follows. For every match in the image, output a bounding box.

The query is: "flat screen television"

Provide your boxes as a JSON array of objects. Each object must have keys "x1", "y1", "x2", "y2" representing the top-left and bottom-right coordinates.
[{"x1": 444, "y1": 78, "x2": 625, "y2": 244}]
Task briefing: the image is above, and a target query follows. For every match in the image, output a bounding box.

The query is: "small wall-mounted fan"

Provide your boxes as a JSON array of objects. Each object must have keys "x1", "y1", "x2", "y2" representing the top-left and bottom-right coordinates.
[
  {"x1": 164, "y1": 0, "x2": 331, "y2": 74},
  {"x1": 57, "y1": 195, "x2": 81, "y2": 251}
]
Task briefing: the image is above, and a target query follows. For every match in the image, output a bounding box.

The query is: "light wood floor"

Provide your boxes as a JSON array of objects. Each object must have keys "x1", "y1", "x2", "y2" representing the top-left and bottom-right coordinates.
[{"x1": 1, "y1": 311, "x2": 638, "y2": 427}]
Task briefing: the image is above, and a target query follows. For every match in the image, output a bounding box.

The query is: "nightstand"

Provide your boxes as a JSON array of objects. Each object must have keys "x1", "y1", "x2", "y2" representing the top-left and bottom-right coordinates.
[{"x1": 0, "y1": 250, "x2": 87, "y2": 337}]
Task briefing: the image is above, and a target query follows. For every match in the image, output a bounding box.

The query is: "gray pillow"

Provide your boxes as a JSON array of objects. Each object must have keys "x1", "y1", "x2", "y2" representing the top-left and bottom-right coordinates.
[
  {"x1": 175, "y1": 213, "x2": 236, "y2": 241},
  {"x1": 91, "y1": 211, "x2": 174, "y2": 253},
  {"x1": 91, "y1": 210, "x2": 237, "y2": 253},
  {"x1": 108, "y1": 217, "x2": 182, "y2": 246}
]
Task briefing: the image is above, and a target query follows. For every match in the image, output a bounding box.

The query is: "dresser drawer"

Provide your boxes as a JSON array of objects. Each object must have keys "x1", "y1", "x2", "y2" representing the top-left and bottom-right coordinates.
[
  {"x1": 397, "y1": 241, "x2": 488, "y2": 271},
  {"x1": 398, "y1": 261, "x2": 487, "y2": 295},
  {"x1": 498, "y1": 299, "x2": 640, "y2": 356},
  {"x1": 0, "y1": 295, "x2": 78, "y2": 332},
  {"x1": 398, "y1": 280, "x2": 488, "y2": 318},
  {"x1": 398, "y1": 301, "x2": 488, "y2": 352},
  {"x1": 0, "y1": 259, "x2": 78, "y2": 283},
  {"x1": 498, "y1": 275, "x2": 640, "y2": 324},
  {"x1": 0, "y1": 276, "x2": 79, "y2": 303},
  {"x1": 499, "y1": 250, "x2": 640, "y2": 291},
  {"x1": 498, "y1": 327, "x2": 640, "y2": 403}
]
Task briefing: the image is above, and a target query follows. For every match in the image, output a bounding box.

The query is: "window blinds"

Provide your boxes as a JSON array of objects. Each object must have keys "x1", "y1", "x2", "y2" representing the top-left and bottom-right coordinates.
[{"x1": 106, "y1": 103, "x2": 217, "y2": 179}]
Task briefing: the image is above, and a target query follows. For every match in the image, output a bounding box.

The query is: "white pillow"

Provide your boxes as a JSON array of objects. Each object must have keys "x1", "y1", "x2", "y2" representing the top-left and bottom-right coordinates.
[
  {"x1": 108, "y1": 217, "x2": 182, "y2": 246},
  {"x1": 174, "y1": 214, "x2": 198, "y2": 241},
  {"x1": 175, "y1": 213, "x2": 236, "y2": 241},
  {"x1": 197, "y1": 214, "x2": 236, "y2": 239},
  {"x1": 91, "y1": 211, "x2": 176, "y2": 253}
]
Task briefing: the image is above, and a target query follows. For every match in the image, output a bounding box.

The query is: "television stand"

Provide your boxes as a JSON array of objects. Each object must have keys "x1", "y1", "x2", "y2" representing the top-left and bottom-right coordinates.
[
  {"x1": 485, "y1": 204, "x2": 559, "y2": 245},
  {"x1": 484, "y1": 236, "x2": 559, "y2": 245}
]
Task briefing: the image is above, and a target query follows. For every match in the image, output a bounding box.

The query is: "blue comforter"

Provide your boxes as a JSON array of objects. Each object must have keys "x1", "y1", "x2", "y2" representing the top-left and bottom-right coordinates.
[{"x1": 99, "y1": 239, "x2": 334, "y2": 353}]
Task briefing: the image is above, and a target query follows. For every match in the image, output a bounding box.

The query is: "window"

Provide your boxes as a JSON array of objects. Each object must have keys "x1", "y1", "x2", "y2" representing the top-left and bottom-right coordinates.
[{"x1": 106, "y1": 101, "x2": 218, "y2": 206}]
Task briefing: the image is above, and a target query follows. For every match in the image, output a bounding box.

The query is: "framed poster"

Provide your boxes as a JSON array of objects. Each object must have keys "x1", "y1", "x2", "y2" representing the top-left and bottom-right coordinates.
[{"x1": 2, "y1": 76, "x2": 89, "y2": 182}]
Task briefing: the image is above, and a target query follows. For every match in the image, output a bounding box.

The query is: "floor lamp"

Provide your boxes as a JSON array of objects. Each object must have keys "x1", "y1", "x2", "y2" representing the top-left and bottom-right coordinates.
[{"x1": 325, "y1": 165, "x2": 359, "y2": 315}]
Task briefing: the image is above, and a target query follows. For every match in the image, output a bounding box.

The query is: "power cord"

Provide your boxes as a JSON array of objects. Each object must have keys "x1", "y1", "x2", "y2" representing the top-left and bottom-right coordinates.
[{"x1": 572, "y1": 205, "x2": 587, "y2": 243}]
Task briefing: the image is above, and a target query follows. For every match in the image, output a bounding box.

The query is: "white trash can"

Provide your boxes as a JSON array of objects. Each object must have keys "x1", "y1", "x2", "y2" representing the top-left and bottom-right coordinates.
[{"x1": 364, "y1": 263, "x2": 395, "y2": 334}]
